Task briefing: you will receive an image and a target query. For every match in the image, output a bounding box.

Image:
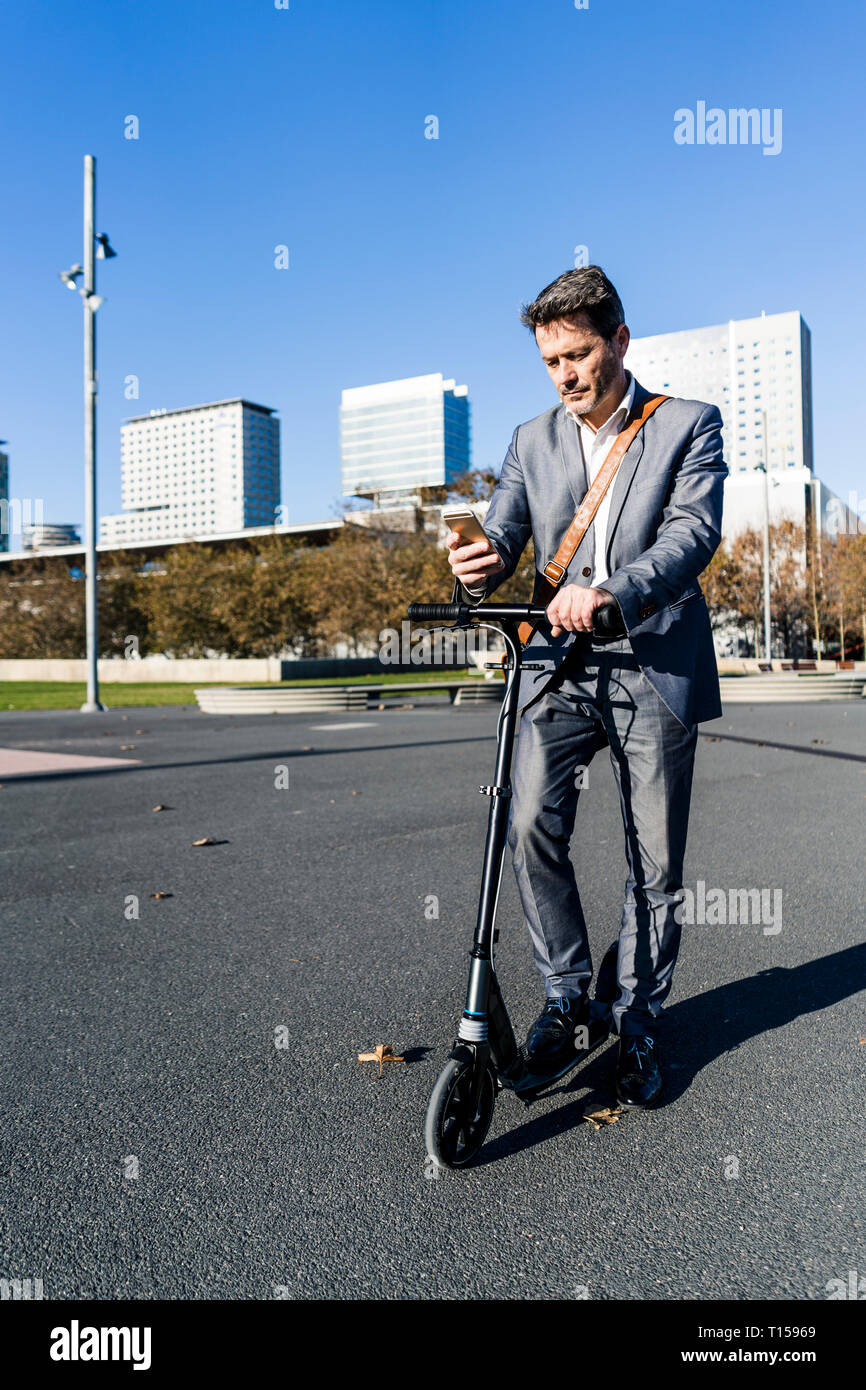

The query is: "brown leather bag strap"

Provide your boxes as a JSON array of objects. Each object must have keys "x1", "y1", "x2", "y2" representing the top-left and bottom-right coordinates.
[{"x1": 517, "y1": 392, "x2": 669, "y2": 646}]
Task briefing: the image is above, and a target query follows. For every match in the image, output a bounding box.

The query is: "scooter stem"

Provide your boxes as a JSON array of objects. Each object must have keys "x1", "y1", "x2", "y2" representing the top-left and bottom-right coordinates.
[{"x1": 459, "y1": 621, "x2": 523, "y2": 1046}]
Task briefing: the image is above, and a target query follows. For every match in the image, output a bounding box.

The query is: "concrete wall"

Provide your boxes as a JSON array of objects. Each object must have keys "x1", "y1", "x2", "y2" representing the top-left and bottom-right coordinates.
[
  {"x1": 0, "y1": 658, "x2": 281, "y2": 683},
  {"x1": 1, "y1": 655, "x2": 862, "y2": 683},
  {"x1": 0, "y1": 655, "x2": 471, "y2": 683},
  {"x1": 717, "y1": 658, "x2": 865, "y2": 673}
]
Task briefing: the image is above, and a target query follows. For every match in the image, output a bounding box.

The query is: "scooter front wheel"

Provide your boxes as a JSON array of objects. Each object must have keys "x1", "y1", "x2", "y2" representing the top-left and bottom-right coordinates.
[{"x1": 424, "y1": 1057, "x2": 496, "y2": 1170}]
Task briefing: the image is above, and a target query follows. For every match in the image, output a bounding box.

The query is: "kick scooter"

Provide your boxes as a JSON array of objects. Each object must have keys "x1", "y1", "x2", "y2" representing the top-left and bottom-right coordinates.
[{"x1": 407, "y1": 597, "x2": 624, "y2": 1170}]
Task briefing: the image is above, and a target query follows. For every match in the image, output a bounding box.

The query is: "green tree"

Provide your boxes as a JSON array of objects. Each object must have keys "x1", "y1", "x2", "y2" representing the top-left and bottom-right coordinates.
[{"x1": 0, "y1": 558, "x2": 85, "y2": 658}]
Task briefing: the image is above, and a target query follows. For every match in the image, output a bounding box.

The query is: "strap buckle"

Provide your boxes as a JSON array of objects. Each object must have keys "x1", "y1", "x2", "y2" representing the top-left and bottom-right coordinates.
[{"x1": 543, "y1": 559, "x2": 567, "y2": 584}]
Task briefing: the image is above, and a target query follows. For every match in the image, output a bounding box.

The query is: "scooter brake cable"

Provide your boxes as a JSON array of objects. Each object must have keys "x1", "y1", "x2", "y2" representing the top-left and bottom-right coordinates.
[{"x1": 471, "y1": 622, "x2": 514, "y2": 747}]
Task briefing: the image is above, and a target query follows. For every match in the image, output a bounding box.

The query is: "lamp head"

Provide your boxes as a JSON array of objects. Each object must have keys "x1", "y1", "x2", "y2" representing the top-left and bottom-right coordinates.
[{"x1": 59, "y1": 265, "x2": 83, "y2": 290}]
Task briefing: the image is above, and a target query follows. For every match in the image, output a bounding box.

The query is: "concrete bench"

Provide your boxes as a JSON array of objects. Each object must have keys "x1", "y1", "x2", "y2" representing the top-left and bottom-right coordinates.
[
  {"x1": 195, "y1": 686, "x2": 370, "y2": 714},
  {"x1": 720, "y1": 674, "x2": 866, "y2": 703},
  {"x1": 452, "y1": 683, "x2": 505, "y2": 706},
  {"x1": 194, "y1": 679, "x2": 505, "y2": 714}
]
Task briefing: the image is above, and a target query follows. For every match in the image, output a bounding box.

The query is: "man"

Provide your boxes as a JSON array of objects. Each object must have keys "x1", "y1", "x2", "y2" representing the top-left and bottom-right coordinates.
[{"x1": 447, "y1": 265, "x2": 727, "y2": 1108}]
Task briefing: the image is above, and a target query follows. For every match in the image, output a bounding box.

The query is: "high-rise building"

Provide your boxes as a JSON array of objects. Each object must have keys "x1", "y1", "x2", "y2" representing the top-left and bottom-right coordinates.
[
  {"x1": 0, "y1": 448, "x2": 8, "y2": 553},
  {"x1": 100, "y1": 398, "x2": 281, "y2": 546},
  {"x1": 21, "y1": 523, "x2": 81, "y2": 550},
  {"x1": 625, "y1": 310, "x2": 813, "y2": 475},
  {"x1": 340, "y1": 373, "x2": 471, "y2": 502}
]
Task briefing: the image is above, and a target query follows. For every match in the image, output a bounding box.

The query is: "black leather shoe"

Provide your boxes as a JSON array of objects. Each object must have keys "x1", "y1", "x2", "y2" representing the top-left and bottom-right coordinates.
[
  {"x1": 615, "y1": 1034, "x2": 662, "y2": 1108},
  {"x1": 525, "y1": 995, "x2": 589, "y2": 1063}
]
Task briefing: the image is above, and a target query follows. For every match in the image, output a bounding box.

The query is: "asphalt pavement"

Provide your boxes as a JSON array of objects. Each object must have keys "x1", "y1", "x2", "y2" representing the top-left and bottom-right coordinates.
[{"x1": 0, "y1": 694, "x2": 863, "y2": 1300}]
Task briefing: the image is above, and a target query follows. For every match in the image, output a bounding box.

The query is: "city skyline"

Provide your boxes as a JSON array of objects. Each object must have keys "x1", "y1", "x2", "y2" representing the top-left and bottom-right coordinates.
[
  {"x1": 1, "y1": 0, "x2": 864, "y2": 546},
  {"x1": 1, "y1": 316, "x2": 861, "y2": 554}
]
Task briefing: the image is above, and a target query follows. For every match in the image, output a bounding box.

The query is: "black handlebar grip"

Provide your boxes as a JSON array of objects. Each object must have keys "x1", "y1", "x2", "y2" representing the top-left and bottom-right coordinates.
[
  {"x1": 407, "y1": 602, "x2": 469, "y2": 621},
  {"x1": 592, "y1": 602, "x2": 626, "y2": 637}
]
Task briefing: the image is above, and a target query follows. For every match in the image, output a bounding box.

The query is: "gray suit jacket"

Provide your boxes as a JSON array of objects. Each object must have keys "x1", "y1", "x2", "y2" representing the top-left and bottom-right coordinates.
[{"x1": 459, "y1": 378, "x2": 728, "y2": 727}]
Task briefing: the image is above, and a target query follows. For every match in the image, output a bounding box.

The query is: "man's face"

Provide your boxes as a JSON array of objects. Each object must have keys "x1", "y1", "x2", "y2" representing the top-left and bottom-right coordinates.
[{"x1": 535, "y1": 314, "x2": 630, "y2": 418}]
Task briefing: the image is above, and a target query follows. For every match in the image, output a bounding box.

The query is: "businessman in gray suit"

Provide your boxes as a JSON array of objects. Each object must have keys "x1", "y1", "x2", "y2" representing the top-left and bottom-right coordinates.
[{"x1": 447, "y1": 266, "x2": 727, "y2": 1108}]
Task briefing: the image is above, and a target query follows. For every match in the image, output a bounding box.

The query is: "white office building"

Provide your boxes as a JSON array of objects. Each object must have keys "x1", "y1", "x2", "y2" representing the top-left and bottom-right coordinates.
[
  {"x1": 622, "y1": 308, "x2": 811, "y2": 478},
  {"x1": 626, "y1": 310, "x2": 813, "y2": 476},
  {"x1": 100, "y1": 398, "x2": 281, "y2": 546},
  {"x1": 340, "y1": 373, "x2": 471, "y2": 502},
  {"x1": 624, "y1": 310, "x2": 835, "y2": 539}
]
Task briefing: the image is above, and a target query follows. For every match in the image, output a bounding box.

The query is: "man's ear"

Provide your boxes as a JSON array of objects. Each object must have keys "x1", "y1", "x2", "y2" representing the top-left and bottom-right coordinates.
[{"x1": 616, "y1": 323, "x2": 630, "y2": 357}]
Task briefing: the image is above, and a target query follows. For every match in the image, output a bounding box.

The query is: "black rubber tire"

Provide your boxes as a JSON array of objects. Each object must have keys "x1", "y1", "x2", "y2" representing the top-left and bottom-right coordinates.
[{"x1": 424, "y1": 1057, "x2": 497, "y2": 1170}]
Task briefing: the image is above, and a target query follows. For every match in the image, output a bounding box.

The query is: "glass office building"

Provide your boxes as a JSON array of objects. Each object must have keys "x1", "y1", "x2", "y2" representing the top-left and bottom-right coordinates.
[{"x1": 340, "y1": 373, "x2": 471, "y2": 500}]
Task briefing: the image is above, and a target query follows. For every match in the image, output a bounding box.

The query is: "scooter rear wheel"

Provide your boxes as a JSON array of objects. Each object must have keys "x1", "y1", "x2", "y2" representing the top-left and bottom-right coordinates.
[{"x1": 424, "y1": 1057, "x2": 496, "y2": 1170}]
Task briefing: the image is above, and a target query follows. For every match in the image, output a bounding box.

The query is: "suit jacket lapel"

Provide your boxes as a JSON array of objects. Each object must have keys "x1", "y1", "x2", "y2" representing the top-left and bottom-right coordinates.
[
  {"x1": 554, "y1": 406, "x2": 596, "y2": 576},
  {"x1": 602, "y1": 378, "x2": 651, "y2": 574},
  {"x1": 555, "y1": 404, "x2": 588, "y2": 510}
]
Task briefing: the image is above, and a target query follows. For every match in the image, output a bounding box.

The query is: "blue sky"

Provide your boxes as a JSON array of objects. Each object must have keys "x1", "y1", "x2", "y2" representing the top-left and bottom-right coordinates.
[{"x1": 1, "y1": 0, "x2": 863, "y2": 541}]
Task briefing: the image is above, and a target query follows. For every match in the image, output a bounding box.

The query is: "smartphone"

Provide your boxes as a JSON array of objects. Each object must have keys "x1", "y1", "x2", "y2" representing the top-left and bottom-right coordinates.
[{"x1": 441, "y1": 506, "x2": 490, "y2": 548}]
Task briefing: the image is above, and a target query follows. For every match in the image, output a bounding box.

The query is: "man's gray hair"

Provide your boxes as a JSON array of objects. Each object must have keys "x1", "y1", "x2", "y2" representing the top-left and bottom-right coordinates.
[{"x1": 520, "y1": 266, "x2": 625, "y2": 341}]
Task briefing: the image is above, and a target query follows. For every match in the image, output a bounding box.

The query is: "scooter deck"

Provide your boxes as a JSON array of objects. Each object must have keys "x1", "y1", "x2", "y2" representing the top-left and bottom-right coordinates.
[{"x1": 498, "y1": 1003, "x2": 614, "y2": 1102}]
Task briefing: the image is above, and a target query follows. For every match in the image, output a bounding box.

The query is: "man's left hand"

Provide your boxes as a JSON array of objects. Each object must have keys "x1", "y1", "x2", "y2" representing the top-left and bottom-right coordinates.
[{"x1": 547, "y1": 585, "x2": 613, "y2": 638}]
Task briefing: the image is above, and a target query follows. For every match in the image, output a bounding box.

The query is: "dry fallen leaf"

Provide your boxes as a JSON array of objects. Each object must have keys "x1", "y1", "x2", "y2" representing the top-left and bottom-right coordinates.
[
  {"x1": 584, "y1": 1106, "x2": 626, "y2": 1131},
  {"x1": 152, "y1": 804, "x2": 171, "y2": 813},
  {"x1": 192, "y1": 836, "x2": 220, "y2": 847},
  {"x1": 357, "y1": 1043, "x2": 405, "y2": 1078},
  {"x1": 120, "y1": 744, "x2": 136, "y2": 751},
  {"x1": 150, "y1": 891, "x2": 173, "y2": 899}
]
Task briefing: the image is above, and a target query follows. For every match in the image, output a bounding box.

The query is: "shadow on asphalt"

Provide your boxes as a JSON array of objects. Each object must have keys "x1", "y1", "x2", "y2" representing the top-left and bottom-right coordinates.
[
  {"x1": 471, "y1": 942, "x2": 866, "y2": 1167},
  {"x1": 0, "y1": 734, "x2": 499, "y2": 783},
  {"x1": 5, "y1": 717, "x2": 864, "y2": 785}
]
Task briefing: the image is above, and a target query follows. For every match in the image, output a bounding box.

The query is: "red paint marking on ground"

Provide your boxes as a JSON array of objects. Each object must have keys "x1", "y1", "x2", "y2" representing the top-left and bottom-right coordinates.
[{"x1": 0, "y1": 748, "x2": 141, "y2": 777}]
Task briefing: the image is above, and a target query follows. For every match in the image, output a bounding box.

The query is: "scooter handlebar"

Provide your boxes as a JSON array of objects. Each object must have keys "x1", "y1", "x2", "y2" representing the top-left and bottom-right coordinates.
[
  {"x1": 407, "y1": 602, "x2": 477, "y2": 622},
  {"x1": 407, "y1": 600, "x2": 626, "y2": 637}
]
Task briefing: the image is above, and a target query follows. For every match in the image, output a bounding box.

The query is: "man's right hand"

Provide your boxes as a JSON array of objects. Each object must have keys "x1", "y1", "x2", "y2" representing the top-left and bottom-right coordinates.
[{"x1": 446, "y1": 531, "x2": 506, "y2": 590}]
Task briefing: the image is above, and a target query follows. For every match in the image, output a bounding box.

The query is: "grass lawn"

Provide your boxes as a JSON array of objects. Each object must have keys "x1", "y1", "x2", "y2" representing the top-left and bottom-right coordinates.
[{"x1": 0, "y1": 670, "x2": 482, "y2": 711}]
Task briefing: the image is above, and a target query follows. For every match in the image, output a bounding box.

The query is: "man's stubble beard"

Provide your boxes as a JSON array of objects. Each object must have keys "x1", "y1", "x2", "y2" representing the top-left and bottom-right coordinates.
[{"x1": 563, "y1": 345, "x2": 624, "y2": 418}]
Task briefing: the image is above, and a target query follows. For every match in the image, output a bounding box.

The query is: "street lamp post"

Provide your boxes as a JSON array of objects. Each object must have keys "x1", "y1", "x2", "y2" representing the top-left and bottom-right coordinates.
[
  {"x1": 81, "y1": 155, "x2": 101, "y2": 712},
  {"x1": 760, "y1": 410, "x2": 772, "y2": 662},
  {"x1": 59, "y1": 154, "x2": 116, "y2": 712}
]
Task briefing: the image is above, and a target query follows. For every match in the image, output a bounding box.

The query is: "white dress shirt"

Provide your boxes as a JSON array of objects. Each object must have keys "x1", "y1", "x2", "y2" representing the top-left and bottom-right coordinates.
[{"x1": 564, "y1": 369, "x2": 635, "y2": 588}]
